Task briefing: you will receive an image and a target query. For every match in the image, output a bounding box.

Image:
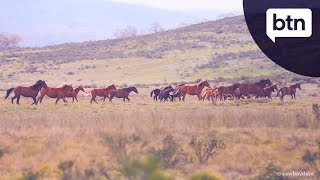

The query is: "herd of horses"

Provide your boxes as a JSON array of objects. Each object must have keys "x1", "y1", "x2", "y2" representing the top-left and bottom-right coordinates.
[
  {"x1": 149, "y1": 79, "x2": 301, "y2": 105},
  {"x1": 4, "y1": 79, "x2": 301, "y2": 105}
]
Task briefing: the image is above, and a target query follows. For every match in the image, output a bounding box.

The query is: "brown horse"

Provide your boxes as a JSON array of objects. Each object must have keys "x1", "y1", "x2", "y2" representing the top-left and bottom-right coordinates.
[
  {"x1": 233, "y1": 88, "x2": 244, "y2": 100},
  {"x1": 37, "y1": 84, "x2": 74, "y2": 104},
  {"x1": 262, "y1": 84, "x2": 278, "y2": 99},
  {"x1": 5, "y1": 80, "x2": 48, "y2": 105},
  {"x1": 109, "y1": 86, "x2": 139, "y2": 102},
  {"x1": 89, "y1": 84, "x2": 116, "y2": 104},
  {"x1": 177, "y1": 80, "x2": 211, "y2": 101},
  {"x1": 65, "y1": 85, "x2": 85, "y2": 102},
  {"x1": 237, "y1": 79, "x2": 273, "y2": 99},
  {"x1": 277, "y1": 83, "x2": 301, "y2": 104},
  {"x1": 218, "y1": 83, "x2": 240, "y2": 101}
]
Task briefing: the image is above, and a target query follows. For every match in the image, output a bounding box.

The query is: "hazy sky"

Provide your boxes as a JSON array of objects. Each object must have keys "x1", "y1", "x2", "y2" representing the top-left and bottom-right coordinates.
[
  {"x1": 0, "y1": 0, "x2": 243, "y2": 47},
  {"x1": 104, "y1": 0, "x2": 242, "y2": 11}
]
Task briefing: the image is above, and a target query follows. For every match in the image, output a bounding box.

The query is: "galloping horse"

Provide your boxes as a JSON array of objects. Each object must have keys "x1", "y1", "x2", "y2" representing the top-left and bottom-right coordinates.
[
  {"x1": 177, "y1": 80, "x2": 211, "y2": 101},
  {"x1": 109, "y1": 86, "x2": 139, "y2": 102},
  {"x1": 237, "y1": 79, "x2": 273, "y2": 99},
  {"x1": 37, "y1": 84, "x2": 74, "y2": 104},
  {"x1": 150, "y1": 89, "x2": 161, "y2": 101},
  {"x1": 5, "y1": 80, "x2": 48, "y2": 105},
  {"x1": 277, "y1": 83, "x2": 301, "y2": 104},
  {"x1": 169, "y1": 84, "x2": 185, "y2": 102},
  {"x1": 89, "y1": 84, "x2": 116, "y2": 104},
  {"x1": 65, "y1": 85, "x2": 85, "y2": 102},
  {"x1": 159, "y1": 87, "x2": 174, "y2": 102},
  {"x1": 201, "y1": 88, "x2": 219, "y2": 101},
  {"x1": 262, "y1": 84, "x2": 278, "y2": 99},
  {"x1": 159, "y1": 86, "x2": 174, "y2": 102},
  {"x1": 218, "y1": 83, "x2": 240, "y2": 101}
]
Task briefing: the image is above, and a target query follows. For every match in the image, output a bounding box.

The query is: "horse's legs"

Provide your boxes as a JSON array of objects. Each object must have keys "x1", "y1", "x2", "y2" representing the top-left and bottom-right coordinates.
[
  {"x1": 55, "y1": 98, "x2": 60, "y2": 105},
  {"x1": 11, "y1": 96, "x2": 16, "y2": 104},
  {"x1": 62, "y1": 98, "x2": 68, "y2": 103},
  {"x1": 75, "y1": 97, "x2": 78, "y2": 102},
  {"x1": 127, "y1": 97, "x2": 130, "y2": 102},
  {"x1": 197, "y1": 94, "x2": 201, "y2": 101},
  {"x1": 36, "y1": 96, "x2": 42, "y2": 104},
  {"x1": 90, "y1": 96, "x2": 95, "y2": 104},
  {"x1": 294, "y1": 93, "x2": 296, "y2": 99},
  {"x1": 182, "y1": 94, "x2": 186, "y2": 102},
  {"x1": 31, "y1": 96, "x2": 37, "y2": 105},
  {"x1": 16, "y1": 95, "x2": 21, "y2": 105}
]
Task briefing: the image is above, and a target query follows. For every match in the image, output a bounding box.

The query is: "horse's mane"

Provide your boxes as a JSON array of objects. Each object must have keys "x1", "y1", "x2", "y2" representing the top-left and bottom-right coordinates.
[
  {"x1": 29, "y1": 80, "x2": 43, "y2": 90},
  {"x1": 62, "y1": 84, "x2": 71, "y2": 87},
  {"x1": 290, "y1": 83, "x2": 300, "y2": 88},
  {"x1": 231, "y1": 83, "x2": 240, "y2": 92},
  {"x1": 105, "y1": 84, "x2": 115, "y2": 90},
  {"x1": 124, "y1": 86, "x2": 136, "y2": 93}
]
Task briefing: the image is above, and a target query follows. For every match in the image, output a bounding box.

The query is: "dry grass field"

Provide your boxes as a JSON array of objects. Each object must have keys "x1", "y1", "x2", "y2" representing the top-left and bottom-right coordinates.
[{"x1": 0, "y1": 83, "x2": 319, "y2": 179}]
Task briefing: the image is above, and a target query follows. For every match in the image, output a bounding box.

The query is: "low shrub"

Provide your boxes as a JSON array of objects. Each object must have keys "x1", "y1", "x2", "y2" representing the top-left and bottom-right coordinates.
[{"x1": 190, "y1": 135, "x2": 226, "y2": 164}]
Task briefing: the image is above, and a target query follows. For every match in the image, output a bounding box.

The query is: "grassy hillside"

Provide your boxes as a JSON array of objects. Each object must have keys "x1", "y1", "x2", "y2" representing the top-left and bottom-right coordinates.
[
  {"x1": 1, "y1": 16, "x2": 320, "y2": 180},
  {"x1": 1, "y1": 16, "x2": 318, "y2": 89}
]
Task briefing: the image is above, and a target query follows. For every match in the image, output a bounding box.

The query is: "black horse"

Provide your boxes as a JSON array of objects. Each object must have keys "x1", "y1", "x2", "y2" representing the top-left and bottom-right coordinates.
[
  {"x1": 159, "y1": 87, "x2": 175, "y2": 102},
  {"x1": 150, "y1": 89, "x2": 161, "y2": 101},
  {"x1": 151, "y1": 85, "x2": 174, "y2": 102}
]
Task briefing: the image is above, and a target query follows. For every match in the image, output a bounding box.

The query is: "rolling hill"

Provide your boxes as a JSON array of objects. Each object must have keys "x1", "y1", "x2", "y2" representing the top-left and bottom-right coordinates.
[{"x1": 0, "y1": 16, "x2": 318, "y2": 89}]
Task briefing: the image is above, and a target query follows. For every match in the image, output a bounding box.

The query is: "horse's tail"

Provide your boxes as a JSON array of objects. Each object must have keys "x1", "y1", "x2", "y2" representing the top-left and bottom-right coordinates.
[
  {"x1": 4, "y1": 88, "x2": 14, "y2": 100},
  {"x1": 150, "y1": 90, "x2": 154, "y2": 97}
]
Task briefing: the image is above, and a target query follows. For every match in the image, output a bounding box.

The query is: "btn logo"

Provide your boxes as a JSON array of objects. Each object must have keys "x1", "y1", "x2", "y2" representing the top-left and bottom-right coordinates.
[
  {"x1": 266, "y1": 9, "x2": 312, "y2": 42},
  {"x1": 243, "y1": 0, "x2": 320, "y2": 77}
]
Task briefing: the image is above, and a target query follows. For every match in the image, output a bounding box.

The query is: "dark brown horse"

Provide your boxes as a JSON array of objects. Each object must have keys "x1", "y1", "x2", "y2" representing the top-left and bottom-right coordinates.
[
  {"x1": 89, "y1": 84, "x2": 116, "y2": 104},
  {"x1": 218, "y1": 83, "x2": 240, "y2": 101},
  {"x1": 37, "y1": 84, "x2": 74, "y2": 104},
  {"x1": 65, "y1": 85, "x2": 85, "y2": 102},
  {"x1": 237, "y1": 79, "x2": 273, "y2": 99},
  {"x1": 262, "y1": 84, "x2": 278, "y2": 99},
  {"x1": 159, "y1": 86, "x2": 174, "y2": 102},
  {"x1": 176, "y1": 80, "x2": 211, "y2": 101},
  {"x1": 277, "y1": 83, "x2": 301, "y2": 104},
  {"x1": 109, "y1": 86, "x2": 139, "y2": 102},
  {"x1": 159, "y1": 87, "x2": 175, "y2": 102},
  {"x1": 5, "y1": 80, "x2": 48, "y2": 105},
  {"x1": 150, "y1": 89, "x2": 161, "y2": 101}
]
